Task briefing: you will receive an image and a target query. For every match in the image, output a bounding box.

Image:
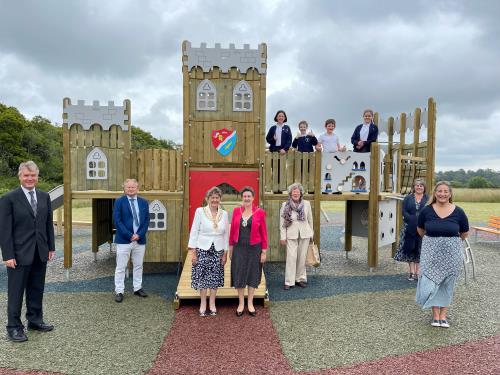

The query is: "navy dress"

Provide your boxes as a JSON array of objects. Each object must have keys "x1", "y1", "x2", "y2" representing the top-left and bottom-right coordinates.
[{"x1": 394, "y1": 193, "x2": 428, "y2": 263}]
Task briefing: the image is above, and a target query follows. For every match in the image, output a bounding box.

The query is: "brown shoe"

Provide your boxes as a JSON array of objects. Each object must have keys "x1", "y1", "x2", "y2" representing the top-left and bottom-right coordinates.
[
  {"x1": 283, "y1": 284, "x2": 291, "y2": 290},
  {"x1": 296, "y1": 281, "x2": 307, "y2": 288}
]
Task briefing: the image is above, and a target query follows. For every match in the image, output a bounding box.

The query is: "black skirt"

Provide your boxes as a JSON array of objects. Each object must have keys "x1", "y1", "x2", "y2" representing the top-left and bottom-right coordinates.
[{"x1": 231, "y1": 217, "x2": 262, "y2": 289}]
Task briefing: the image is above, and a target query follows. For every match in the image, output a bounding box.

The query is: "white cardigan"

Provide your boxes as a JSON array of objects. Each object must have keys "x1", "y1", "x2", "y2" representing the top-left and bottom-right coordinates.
[{"x1": 188, "y1": 207, "x2": 229, "y2": 251}]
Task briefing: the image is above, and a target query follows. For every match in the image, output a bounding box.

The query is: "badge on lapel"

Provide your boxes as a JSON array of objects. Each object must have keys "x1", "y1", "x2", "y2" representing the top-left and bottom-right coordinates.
[{"x1": 212, "y1": 129, "x2": 237, "y2": 156}]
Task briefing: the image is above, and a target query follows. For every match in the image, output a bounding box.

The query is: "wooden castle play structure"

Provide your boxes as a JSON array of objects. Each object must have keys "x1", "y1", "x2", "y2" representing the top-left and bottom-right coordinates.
[{"x1": 60, "y1": 41, "x2": 436, "y2": 306}]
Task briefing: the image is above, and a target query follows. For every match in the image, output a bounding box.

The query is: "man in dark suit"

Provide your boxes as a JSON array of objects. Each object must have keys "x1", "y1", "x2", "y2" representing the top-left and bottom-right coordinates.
[
  {"x1": 351, "y1": 109, "x2": 379, "y2": 153},
  {"x1": 113, "y1": 179, "x2": 150, "y2": 303},
  {"x1": 0, "y1": 161, "x2": 55, "y2": 342}
]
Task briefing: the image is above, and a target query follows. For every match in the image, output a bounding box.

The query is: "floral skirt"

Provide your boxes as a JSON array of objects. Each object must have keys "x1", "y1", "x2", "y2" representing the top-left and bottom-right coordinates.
[{"x1": 191, "y1": 244, "x2": 224, "y2": 290}]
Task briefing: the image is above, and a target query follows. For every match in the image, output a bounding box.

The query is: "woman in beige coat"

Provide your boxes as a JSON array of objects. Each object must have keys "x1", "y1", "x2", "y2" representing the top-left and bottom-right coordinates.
[{"x1": 280, "y1": 183, "x2": 314, "y2": 290}]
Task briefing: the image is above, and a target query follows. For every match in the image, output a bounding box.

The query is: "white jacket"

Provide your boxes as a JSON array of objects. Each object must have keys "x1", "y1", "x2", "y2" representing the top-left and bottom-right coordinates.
[{"x1": 188, "y1": 207, "x2": 229, "y2": 251}]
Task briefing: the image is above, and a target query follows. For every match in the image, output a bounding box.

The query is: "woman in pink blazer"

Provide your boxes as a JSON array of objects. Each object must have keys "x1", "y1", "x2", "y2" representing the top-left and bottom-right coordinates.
[{"x1": 229, "y1": 186, "x2": 268, "y2": 317}]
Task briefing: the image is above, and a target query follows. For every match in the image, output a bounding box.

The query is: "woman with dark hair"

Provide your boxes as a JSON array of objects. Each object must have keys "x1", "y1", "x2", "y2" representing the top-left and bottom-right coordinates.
[
  {"x1": 351, "y1": 108, "x2": 378, "y2": 153},
  {"x1": 280, "y1": 183, "x2": 314, "y2": 290},
  {"x1": 394, "y1": 178, "x2": 429, "y2": 281},
  {"x1": 229, "y1": 186, "x2": 268, "y2": 316},
  {"x1": 416, "y1": 181, "x2": 469, "y2": 328},
  {"x1": 188, "y1": 187, "x2": 229, "y2": 316},
  {"x1": 266, "y1": 110, "x2": 292, "y2": 154}
]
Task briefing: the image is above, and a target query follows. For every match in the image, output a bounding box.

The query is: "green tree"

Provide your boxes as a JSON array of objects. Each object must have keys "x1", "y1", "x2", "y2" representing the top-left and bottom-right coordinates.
[
  {"x1": 0, "y1": 106, "x2": 29, "y2": 174},
  {"x1": 132, "y1": 126, "x2": 178, "y2": 150},
  {"x1": 468, "y1": 176, "x2": 492, "y2": 188}
]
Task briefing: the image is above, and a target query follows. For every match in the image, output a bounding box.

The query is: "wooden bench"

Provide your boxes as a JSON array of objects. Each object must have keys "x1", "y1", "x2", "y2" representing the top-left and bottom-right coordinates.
[{"x1": 471, "y1": 215, "x2": 500, "y2": 243}]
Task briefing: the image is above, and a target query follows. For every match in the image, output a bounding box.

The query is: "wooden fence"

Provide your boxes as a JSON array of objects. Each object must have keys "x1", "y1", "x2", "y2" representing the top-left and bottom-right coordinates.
[{"x1": 264, "y1": 151, "x2": 318, "y2": 193}]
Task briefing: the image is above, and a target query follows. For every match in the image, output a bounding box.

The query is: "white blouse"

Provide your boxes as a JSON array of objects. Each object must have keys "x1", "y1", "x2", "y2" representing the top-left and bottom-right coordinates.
[{"x1": 188, "y1": 207, "x2": 229, "y2": 251}]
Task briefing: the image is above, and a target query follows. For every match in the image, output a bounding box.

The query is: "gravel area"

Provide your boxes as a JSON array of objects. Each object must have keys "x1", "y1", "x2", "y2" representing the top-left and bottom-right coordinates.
[{"x1": 0, "y1": 215, "x2": 498, "y2": 374}]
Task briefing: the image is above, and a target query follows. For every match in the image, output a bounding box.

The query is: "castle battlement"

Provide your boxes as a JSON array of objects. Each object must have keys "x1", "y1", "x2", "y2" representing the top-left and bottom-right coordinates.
[
  {"x1": 183, "y1": 41, "x2": 266, "y2": 74},
  {"x1": 63, "y1": 99, "x2": 129, "y2": 131}
]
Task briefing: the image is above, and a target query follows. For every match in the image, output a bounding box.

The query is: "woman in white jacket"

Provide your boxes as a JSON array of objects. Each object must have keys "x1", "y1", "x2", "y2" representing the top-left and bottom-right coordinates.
[
  {"x1": 280, "y1": 183, "x2": 314, "y2": 290},
  {"x1": 188, "y1": 187, "x2": 229, "y2": 316}
]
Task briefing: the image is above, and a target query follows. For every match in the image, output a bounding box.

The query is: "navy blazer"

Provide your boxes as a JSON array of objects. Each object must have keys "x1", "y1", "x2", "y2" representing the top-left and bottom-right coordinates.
[
  {"x1": 266, "y1": 124, "x2": 292, "y2": 152},
  {"x1": 113, "y1": 195, "x2": 150, "y2": 245},
  {"x1": 292, "y1": 135, "x2": 318, "y2": 152},
  {"x1": 0, "y1": 187, "x2": 55, "y2": 265},
  {"x1": 351, "y1": 123, "x2": 378, "y2": 153}
]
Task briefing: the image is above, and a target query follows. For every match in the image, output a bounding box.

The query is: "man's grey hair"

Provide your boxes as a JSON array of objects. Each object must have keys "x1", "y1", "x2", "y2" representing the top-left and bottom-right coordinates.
[
  {"x1": 123, "y1": 178, "x2": 139, "y2": 187},
  {"x1": 18, "y1": 161, "x2": 39, "y2": 177}
]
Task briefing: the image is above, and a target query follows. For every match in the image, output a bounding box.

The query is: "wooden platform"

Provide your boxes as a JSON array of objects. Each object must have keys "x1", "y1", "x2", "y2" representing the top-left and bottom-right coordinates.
[{"x1": 173, "y1": 251, "x2": 269, "y2": 309}]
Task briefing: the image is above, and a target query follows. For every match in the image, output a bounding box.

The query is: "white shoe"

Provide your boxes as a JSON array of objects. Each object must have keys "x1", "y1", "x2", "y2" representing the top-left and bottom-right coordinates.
[
  {"x1": 440, "y1": 319, "x2": 450, "y2": 328},
  {"x1": 431, "y1": 319, "x2": 441, "y2": 327}
]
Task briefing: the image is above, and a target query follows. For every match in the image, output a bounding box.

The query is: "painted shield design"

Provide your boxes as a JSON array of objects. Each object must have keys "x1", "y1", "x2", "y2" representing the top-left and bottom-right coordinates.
[{"x1": 212, "y1": 128, "x2": 237, "y2": 156}]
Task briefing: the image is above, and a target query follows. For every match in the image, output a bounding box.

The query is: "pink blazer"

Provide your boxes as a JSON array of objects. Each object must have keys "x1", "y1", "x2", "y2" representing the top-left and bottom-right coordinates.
[{"x1": 229, "y1": 206, "x2": 268, "y2": 250}]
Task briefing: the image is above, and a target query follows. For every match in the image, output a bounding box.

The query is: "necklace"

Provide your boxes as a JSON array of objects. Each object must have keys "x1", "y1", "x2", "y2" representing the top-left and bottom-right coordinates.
[
  {"x1": 203, "y1": 206, "x2": 222, "y2": 230},
  {"x1": 241, "y1": 207, "x2": 252, "y2": 227}
]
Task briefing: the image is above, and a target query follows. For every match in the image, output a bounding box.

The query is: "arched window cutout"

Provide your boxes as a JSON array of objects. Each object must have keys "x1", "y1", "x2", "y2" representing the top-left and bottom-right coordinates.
[
  {"x1": 233, "y1": 80, "x2": 253, "y2": 112},
  {"x1": 149, "y1": 200, "x2": 167, "y2": 231},
  {"x1": 325, "y1": 173, "x2": 332, "y2": 181},
  {"x1": 86, "y1": 147, "x2": 108, "y2": 180},
  {"x1": 352, "y1": 176, "x2": 367, "y2": 191},
  {"x1": 325, "y1": 183, "x2": 332, "y2": 192},
  {"x1": 197, "y1": 79, "x2": 217, "y2": 111},
  {"x1": 360, "y1": 161, "x2": 366, "y2": 170},
  {"x1": 353, "y1": 162, "x2": 358, "y2": 170}
]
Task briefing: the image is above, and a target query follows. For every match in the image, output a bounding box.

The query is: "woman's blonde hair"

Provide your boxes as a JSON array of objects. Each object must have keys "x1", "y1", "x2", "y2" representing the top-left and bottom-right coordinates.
[{"x1": 429, "y1": 181, "x2": 453, "y2": 204}]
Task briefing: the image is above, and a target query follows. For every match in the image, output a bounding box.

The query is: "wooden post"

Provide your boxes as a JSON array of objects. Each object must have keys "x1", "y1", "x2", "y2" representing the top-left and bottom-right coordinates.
[
  {"x1": 313, "y1": 151, "x2": 322, "y2": 249},
  {"x1": 345, "y1": 200, "x2": 352, "y2": 253},
  {"x1": 426, "y1": 98, "x2": 437, "y2": 190},
  {"x1": 368, "y1": 142, "x2": 380, "y2": 269},
  {"x1": 62, "y1": 98, "x2": 72, "y2": 270},
  {"x1": 56, "y1": 208, "x2": 63, "y2": 236}
]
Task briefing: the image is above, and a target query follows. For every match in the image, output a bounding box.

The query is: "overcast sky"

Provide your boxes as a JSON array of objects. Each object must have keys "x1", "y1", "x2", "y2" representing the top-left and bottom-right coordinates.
[{"x1": 1, "y1": 0, "x2": 498, "y2": 171}]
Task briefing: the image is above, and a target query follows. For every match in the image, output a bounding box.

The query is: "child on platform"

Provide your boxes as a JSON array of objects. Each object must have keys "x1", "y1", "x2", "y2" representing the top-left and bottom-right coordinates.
[
  {"x1": 291, "y1": 120, "x2": 318, "y2": 153},
  {"x1": 316, "y1": 118, "x2": 346, "y2": 152}
]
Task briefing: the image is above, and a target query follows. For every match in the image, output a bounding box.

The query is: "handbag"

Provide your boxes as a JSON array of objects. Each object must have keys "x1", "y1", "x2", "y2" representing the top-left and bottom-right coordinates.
[{"x1": 306, "y1": 241, "x2": 320, "y2": 267}]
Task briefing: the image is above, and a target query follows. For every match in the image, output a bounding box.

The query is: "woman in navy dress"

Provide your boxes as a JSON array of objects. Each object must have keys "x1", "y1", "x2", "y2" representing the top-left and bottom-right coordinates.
[
  {"x1": 416, "y1": 181, "x2": 469, "y2": 328},
  {"x1": 394, "y1": 179, "x2": 428, "y2": 280}
]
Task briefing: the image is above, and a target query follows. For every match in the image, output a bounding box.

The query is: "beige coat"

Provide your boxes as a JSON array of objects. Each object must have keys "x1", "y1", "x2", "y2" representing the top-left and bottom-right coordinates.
[{"x1": 280, "y1": 200, "x2": 314, "y2": 241}]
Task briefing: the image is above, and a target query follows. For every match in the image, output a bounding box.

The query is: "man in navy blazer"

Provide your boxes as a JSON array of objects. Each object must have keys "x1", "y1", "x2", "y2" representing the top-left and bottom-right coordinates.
[
  {"x1": 351, "y1": 109, "x2": 379, "y2": 153},
  {"x1": 113, "y1": 179, "x2": 150, "y2": 302},
  {"x1": 0, "y1": 161, "x2": 55, "y2": 342}
]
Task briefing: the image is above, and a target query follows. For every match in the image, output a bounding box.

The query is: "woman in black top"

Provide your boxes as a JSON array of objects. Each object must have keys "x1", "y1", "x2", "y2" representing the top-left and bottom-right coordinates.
[{"x1": 416, "y1": 181, "x2": 469, "y2": 328}]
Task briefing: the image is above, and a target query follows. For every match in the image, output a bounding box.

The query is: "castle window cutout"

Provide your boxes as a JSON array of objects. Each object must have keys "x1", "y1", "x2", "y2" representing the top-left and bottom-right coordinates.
[
  {"x1": 86, "y1": 147, "x2": 107, "y2": 180},
  {"x1": 149, "y1": 200, "x2": 167, "y2": 231},
  {"x1": 353, "y1": 161, "x2": 358, "y2": 170},
  {"x1": 360, "y1": 161, "x2": 366, "y2": 170},
  {"x1": 325, "y1": 173, "x2": 332, "y2": 181},
  {"x1": 233, "y1": 80, "x2": 253, "y2": 112},
  {"x1": 197, "y1": 79, "x2": 217, "y2": 111}
]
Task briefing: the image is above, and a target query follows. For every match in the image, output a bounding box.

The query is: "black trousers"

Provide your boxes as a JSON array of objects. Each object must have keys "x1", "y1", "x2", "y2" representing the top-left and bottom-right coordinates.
[{"x1": 6, "y1": 248, "x2": 47, "y2": 330}]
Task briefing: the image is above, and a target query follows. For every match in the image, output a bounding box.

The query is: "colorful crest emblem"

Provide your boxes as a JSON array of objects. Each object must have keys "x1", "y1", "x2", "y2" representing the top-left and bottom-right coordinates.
[{"x1": 212, "y1": 128, "x2": 237, "y2": 156}]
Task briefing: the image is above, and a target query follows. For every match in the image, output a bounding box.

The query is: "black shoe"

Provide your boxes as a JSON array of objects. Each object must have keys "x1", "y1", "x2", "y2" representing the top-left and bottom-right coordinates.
[
  {"x1": 7, "y1": 328, "x2": 28, "y2": 342},
  {"x1": 236, "y1": 309, "x2": 244, "y2": 317},
  {"x1": 248, "y1": 309, "x2": 257, "y2": 317},
  {"x1": 115, "y1": 293, "x2": 124, "y2": 303},
  {"x1": 134, "y1": 289, "x2": 148, "y2": 298},
  {"x1": 27, "y1": 322, "x2": 54, "y2": 332},
  {"x1": 296, "y1": 281, "x2": 307, "y2": 288}
]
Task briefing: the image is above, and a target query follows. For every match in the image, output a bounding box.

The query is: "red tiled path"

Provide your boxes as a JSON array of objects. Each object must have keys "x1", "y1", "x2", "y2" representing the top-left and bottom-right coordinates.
[{"x1": 147, "y1": 305, "x2": 500, "y2": 375}]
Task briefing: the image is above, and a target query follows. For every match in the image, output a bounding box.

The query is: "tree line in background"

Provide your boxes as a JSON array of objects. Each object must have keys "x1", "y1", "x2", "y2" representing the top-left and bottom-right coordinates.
[
  {"x1": 0, "y1": 102, "x2": 178, "y2": 195},
  {"x1": 435, "y1": 169, "x2": 500, "y2": 188},
  {"x1": 1, "y1": 102, "x2": 499, "y2": 195}
]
